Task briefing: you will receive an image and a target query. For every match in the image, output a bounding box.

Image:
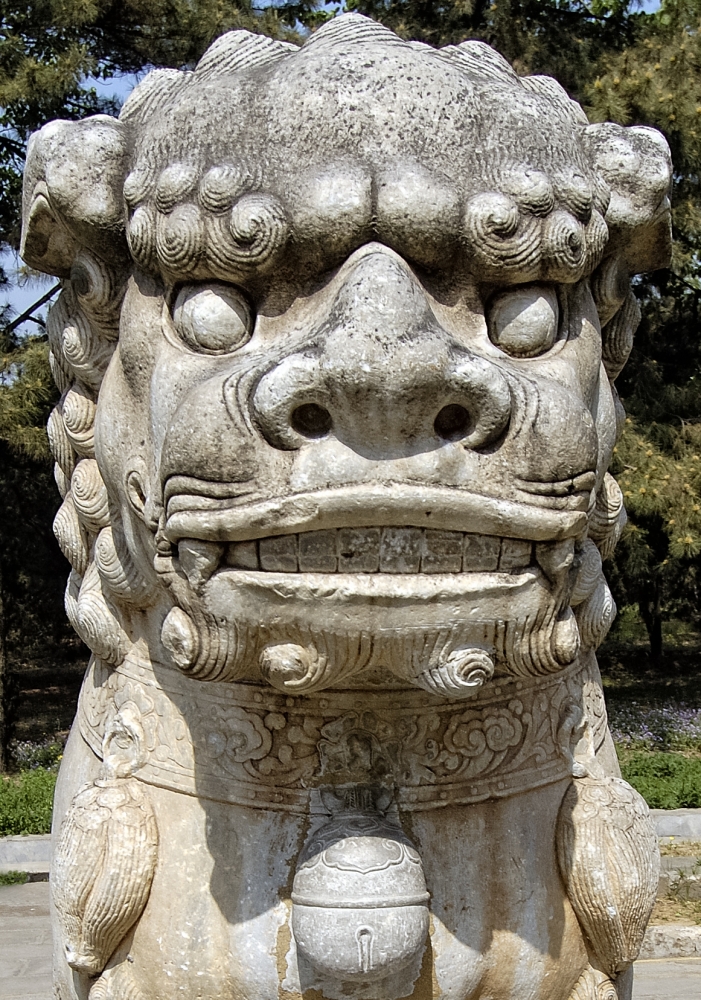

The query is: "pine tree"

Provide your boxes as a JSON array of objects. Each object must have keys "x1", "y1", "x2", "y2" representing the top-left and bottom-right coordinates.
[
  {"x1": 585, "y1": 1, "x2": 701, "y2": 661},
  {"x1": 345, "y1": 1, "x2": 645, "y2": 88},
  {"x1": 0, "y1": 322, "x2": 58, "y2": 769}
]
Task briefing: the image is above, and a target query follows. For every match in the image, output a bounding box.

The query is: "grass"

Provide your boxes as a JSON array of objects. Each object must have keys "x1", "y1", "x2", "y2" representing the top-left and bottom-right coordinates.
[
  {"x1": 0, "y1": 870, "x2": 28, "y2": 886},
  {"x1": 0, "y1": 769, "x2": 56, "y2": 836},
  {"x1": 598, "y1": 612, "x2": 701, "y2": 808},
  {"x1": 618, "y1": 750, "x2": 701, "y2": 809}
]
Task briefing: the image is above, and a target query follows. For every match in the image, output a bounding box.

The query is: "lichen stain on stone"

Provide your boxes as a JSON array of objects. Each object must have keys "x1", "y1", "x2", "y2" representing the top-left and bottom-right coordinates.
[
  {"x1": 276, "y1": 899, "x2": 325, "y2": 1000},
  {"x1": 276, "y1": 900, "x2": 293, "y2": 996},
  {"x1": 410, "y1": 917, "x2": 440, "y2": 1000}
]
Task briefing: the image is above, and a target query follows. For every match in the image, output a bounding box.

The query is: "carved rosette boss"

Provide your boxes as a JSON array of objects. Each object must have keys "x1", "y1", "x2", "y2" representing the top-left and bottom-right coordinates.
[{"x1": 21, "y1": 15, "x2": 670, "y2": 1000}]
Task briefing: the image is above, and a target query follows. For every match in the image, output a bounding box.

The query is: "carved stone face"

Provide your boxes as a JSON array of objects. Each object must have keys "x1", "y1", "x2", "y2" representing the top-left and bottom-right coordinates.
[{"x1": 21, "y1": 15, "x2": 672, "y2": 696}]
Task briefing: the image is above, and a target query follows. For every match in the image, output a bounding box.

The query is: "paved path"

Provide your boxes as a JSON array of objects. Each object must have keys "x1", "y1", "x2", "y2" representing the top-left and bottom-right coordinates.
[
  {"x1": 1, "y1": 883, "x2": 699, "y2": 998},
  {"x1": 632, "y1": 957, "x2": 701, "y2": 998},
  {"x1": 0, "y1": 884, "x2": 51, "y2": 1000}
]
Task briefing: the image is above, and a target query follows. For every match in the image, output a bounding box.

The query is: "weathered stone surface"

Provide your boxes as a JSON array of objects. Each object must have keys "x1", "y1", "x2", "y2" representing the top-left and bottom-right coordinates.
[
  {"x1": 0, "y1": 836, "x2": 51, "y2": 879},
  {"x1": 653, "y1": 808, "x2": 701, "y2": 840},
  {"x1": 20, "y1": 13, "x2": 673, "y2": 1000},
  {"x1": 639, "y1": 925, "x2": 701, "y2": 960}
]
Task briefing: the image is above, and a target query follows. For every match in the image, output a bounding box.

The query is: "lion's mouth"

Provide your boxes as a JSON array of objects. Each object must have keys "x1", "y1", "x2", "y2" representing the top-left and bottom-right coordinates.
[
  {"x1": 154, "y1": 483, "x2": 601, "y2": 690},
  {"x1": 176, "y1": 526, "x2": 538, "y2": 587},
  {"x1": 160, "y1": 482, "x2": 587, "y2": 593}
]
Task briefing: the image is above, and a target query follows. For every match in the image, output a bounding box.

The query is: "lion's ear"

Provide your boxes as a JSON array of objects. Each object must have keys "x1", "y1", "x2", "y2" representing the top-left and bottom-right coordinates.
[
  {"x1": 21, "y1": 115, "x2": 130, "y2": 276},
  {"x1": 20, "y1": 182, "x2": 77, "y2": 278},
  {"x1": 583, "y1": 122, "x2": 672, "y2": 275}
]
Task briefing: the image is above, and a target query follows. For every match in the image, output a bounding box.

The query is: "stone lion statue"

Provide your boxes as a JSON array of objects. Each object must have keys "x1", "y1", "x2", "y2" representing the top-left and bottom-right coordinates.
[{"x1": 21, "y1": 14, "x2": 672, "y2": 1000}]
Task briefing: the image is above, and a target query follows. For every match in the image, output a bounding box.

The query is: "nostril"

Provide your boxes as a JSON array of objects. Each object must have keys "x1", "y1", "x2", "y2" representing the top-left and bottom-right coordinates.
[
  {"x1": 435, "y1": 404, "x2": 470, "y2": 441},
  {"x1": 291, "y1": 403, "x2": 333, "y2": 439}
]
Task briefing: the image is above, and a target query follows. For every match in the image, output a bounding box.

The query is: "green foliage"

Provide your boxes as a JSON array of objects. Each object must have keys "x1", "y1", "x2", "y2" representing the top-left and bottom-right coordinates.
[
  {"x1": 618, "y1": 748, "x2": 701, "y2": 808},
  {"x1": 344, "y1": 1, "x2": 645, "y2": 90},
  {"x1": 587, "y1": 1, "x2": 701, "y2": 169},
  {"x1": 0, "y1": 318, "x2": 70, "y2": 765},
  {"x1": 576, "y1": 3, "x2": 701, "y2": 658},
  {"x1": 0, "y1": 768, "x2": 56, "y2": 835},
  {"x1": 613, "y1": 422, "x2": 701, "y2": 561},
  {"x1": 606, "y1": 421, "x2": 701, "y2": 654},
  {"x1": 0, "y1": 333, "x2": 56, "y2": 459},
  {"x1": 0, "y1": 344, "x2": 82, "y2": 765},
  {"x1": 0, "y1": 869, "x2": 28, "y2": 885}
]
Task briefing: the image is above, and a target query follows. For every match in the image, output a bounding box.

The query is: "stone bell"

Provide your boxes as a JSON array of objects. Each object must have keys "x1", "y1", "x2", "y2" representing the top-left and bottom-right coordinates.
[{"x1": 291, "y1": 788, "x2": 429, "y2": 984}]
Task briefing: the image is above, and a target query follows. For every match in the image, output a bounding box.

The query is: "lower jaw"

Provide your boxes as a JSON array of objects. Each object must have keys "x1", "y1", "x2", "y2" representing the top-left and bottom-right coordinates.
[{"x1": 156, "y1": 567, "x2": 586, "y2": 694}]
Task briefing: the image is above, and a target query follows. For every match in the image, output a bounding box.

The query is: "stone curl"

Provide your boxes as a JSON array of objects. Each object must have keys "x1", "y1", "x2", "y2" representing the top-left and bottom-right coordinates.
[
  {"x1": 198, "y1": 163, "x2": 260, "y2": 212},
  {"x1": 127, "y1": 185, "x2": 290, "y2": 280},
  {"x1": 156, "y1": 202, "x2": 206, "y2": 272},
  {"x1": 207, "y1": 193, "x2": 289, "y2": 274},
  {"x1": 463, "y1": 192, "x2": 607, "y2": 283}
]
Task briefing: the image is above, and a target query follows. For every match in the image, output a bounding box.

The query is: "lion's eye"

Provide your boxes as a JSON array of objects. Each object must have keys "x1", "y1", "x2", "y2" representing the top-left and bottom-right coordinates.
[
  {"x1": 487, "y1": 285, "x2": 559, "y2": 358},
  {"x1": 172, "y1": 283, "x2": 253, "y2": 355}
]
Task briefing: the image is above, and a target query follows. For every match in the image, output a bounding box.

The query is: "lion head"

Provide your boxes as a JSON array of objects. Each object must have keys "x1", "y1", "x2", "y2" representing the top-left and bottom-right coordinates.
[{"x1": 21, "y1": 14, "x2": 672, "y2": 698}]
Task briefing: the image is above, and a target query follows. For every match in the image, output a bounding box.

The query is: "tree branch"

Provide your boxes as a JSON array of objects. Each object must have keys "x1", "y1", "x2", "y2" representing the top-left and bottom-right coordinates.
[{"x1": 4, "y1": 283, "x2": 61, "y2": 335}]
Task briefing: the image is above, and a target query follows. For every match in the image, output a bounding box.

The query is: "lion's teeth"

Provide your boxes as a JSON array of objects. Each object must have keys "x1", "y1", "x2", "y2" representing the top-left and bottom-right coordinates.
[
  {"x1": 463, "y1": 533, "x2": 501, "y2": 571},
  {"x1": 421, "y1": 530, "x2": 463, "y2": 573},
  {"x1": 338, "y1": 527, "x2": 381, "y2": 572},
  {"x1": 178, "y1": 539, "x2": 225, "y2": 590},
  {"x1": 499, "y1": 538, "x2": 533, "y2": 571},
  {"x1": 379, "y1": 527, "x2": 422, "y2": 573},
  {"x1": 226, "y1": 540, "x2": 259, "y2": 570},
  {"x1": 259, "y1": 535, "x2": 298, "y2": 572},
  {"x1": 188, "y1": 528, "x2": 546, "y2": 575},
  {"x1": 298, "y1": 529, "x2": 337, "y2": 572},
  {"x1": 534, "y1": 538, "x2": 575, "y2": 586}
]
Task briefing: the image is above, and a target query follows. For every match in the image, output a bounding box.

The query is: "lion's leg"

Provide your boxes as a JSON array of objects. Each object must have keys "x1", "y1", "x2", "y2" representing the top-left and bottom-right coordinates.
[
  {"x1": 568, "y1": 965, "x2": 633, "y2": 1000},
  {"x1": 613, "y1": 966, "x2": 634, "y2": 1000}
]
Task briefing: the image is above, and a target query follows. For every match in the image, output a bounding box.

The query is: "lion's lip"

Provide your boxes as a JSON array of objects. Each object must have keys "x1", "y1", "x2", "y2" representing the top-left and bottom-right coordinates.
[
  {"x1": 162, "y1": 482, "x2": 588, "y2": 545},
  {"x1": 514, "y1": 472, "x2": 596, "y2": 504}
]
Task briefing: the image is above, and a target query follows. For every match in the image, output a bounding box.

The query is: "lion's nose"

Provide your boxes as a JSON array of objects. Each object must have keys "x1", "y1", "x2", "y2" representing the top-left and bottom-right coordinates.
[{"x1": 250, "y1": 249, "x2": 511, "y2": 456}]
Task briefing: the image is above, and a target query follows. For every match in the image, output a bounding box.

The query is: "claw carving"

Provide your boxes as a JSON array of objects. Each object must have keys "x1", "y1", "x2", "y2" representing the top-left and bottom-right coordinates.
[
  {"x1": 52, "y1": 705, "x2": 158, "y2": 977},
  {"x1": 557, "y1": 775, "x2": 659, "y2": 978}
]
